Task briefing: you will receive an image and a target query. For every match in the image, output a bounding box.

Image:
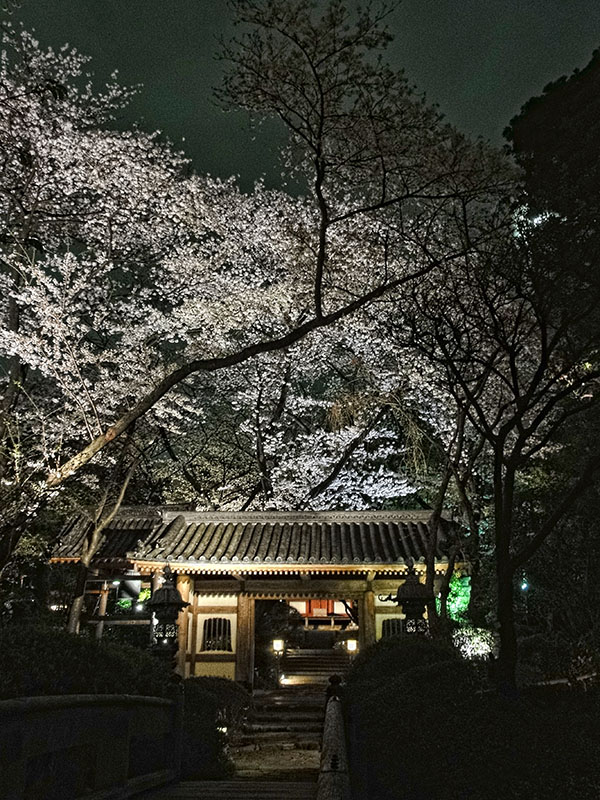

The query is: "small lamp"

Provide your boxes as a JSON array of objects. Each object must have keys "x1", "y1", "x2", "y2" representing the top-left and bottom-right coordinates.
[
  {"x1": 346, "y1": 638, "x2": 358, "y2": 653},
  {"x1": 272, "y1": 638, "x2": 285, "y2": 654}
]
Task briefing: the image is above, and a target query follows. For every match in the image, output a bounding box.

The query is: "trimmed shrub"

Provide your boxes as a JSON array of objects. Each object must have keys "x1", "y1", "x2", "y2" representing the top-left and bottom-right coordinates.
[
  {"x1": 0, "y1": 624, "x2": 173, "y2": 699},
  {"x1": 346, "y1": 634, "x2": 460, "y2": 693},
  {"x1": 181, "y1": 677, "x2": 249, "y2": 779},
  {"x1": 181, "y1": 682, "x2": 230, "y2": 780},
  {"x1": 347, "y1": 636, "x2": 600, "y2": 800},
  {"x1": 0, "y1": 625, "x2": 247, "y2": 782},
  {"x1": 184, "y1": 676, "x2": 250, "y2": 733}
]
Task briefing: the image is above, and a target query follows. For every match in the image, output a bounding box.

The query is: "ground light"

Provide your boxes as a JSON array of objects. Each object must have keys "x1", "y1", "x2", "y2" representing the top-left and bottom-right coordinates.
[{"x1": 272, "y1": 638, "x2": 285, "y2": 684}]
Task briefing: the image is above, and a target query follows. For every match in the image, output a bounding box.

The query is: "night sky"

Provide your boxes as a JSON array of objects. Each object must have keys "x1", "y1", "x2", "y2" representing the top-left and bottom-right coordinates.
[{"x1": 14, "y1": 0, "x2": 600, "y2": 191}]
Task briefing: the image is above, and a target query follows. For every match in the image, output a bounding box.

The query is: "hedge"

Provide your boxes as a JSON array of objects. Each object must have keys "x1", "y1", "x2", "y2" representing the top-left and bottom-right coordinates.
[
  {"x1": 181, "y1": 676, "x2": 250, "y2": 779},
  {"x1": 346, "y1": 636, "x2": 600, "y2": 800},
  {"x1": 0, "y1": 624, "x2": 250, "y2": 781},
  {"x1": 0, "y1": 624, "x2": 173, "y2": 699}
]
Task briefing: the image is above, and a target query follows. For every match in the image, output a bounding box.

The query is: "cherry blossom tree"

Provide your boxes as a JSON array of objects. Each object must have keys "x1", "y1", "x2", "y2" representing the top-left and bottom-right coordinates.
[
  {"x1": 397, "y1": 212, "x2": 600, "y2": 689},
  {"x1": 0, "y1": 2, "x2": 512, "y2": 573}
]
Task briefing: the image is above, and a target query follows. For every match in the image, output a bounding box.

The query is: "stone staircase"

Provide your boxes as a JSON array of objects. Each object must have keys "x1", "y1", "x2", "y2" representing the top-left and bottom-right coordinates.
[
  {"x1": 280, "y1": 648, "x2": 351, "y2": 686},
  {"x1": 142, "y1": 651, "x2": 351, "y2": 800},
  {"x1": 235, "y1": 686, "x2": 325, "y2": 751}
]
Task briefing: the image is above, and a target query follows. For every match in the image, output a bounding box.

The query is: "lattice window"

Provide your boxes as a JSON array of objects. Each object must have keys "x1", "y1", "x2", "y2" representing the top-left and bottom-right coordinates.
[
  {"x1": 202, "y1": 617, "x2": 232, "y2": 651},
  {"x1": 381, "y1": 618, "x2": 404, "y2": 638}
]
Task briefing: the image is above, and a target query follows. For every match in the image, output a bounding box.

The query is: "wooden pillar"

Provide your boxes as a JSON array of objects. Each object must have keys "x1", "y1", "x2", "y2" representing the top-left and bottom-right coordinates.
[
  {"x1": 95, "y1": 582, "x2": 109, "y2": 640},
  {"x1": 176, "y1": 573, "x2": 192, "y2": 677},
  {"x1": 359, "y1": 589, "x2": 376, "y2": 649},
  {"x1": 188, "y1": 590, "x2": 198, "y2": 676},
  {"x1": 235, "y1": 593, "x2": 255, "y2": 688}
]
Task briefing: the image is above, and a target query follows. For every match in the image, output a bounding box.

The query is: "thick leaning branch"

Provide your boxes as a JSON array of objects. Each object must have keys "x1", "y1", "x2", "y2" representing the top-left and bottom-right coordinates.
[{"x1": 46, "y1": 271, "x2": 428, "y2": 488}]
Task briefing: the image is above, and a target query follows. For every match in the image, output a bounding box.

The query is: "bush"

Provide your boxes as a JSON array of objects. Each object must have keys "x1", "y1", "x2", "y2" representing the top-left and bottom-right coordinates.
[
  {"x1": 517, "y1": 632, "x2": 600, "y2": 685},
  {"x1": 0, "y1": 625, "x2": 249, "y2": 782},
  {"x1": 184, "y1": 676, "x2": 250, "y2": 733},
  {"x1": 346, "y1": 634, "x2": 460, "y2": 693},
  {"x1": 181, "y1": 682, "x2": 230, "y2": 780},
  {"x1": 181, "y1": 677, "x2": 250, "y2": 780},
  {"x1": 0, "y1": 624, "x2": 173, "y2": 699},
  {"x1": 347, "y1": 636, "x2": 600, "y2": 800}
]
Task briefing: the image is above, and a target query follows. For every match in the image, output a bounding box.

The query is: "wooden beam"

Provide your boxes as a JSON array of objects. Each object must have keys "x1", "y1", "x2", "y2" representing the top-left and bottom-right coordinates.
[
  {"x1": 359, "y1": 590, "x2": 376, "y2": 649},
  {"x1": 242, "y1": 579, "x2": 369, "y2": 596},
  {"x1": 190, "y1": 653, "x2": 236, "y2": 663},
  {"x1": 176, "y1": 574, "x2": 192, "y2": 677}
]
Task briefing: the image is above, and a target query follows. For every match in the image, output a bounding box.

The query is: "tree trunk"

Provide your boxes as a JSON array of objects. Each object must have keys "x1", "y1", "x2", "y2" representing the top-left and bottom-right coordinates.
[
  {"x1": 496, "y1": 556, "x2": 518, "y2": 694},
  {"x1": 67, "y1": 559, "x2": 91, "y2": 634},
  {"x1": 65, "y1": 454, "x2": 138, "y2": 634},
  {"x1": 439, "y1": 549, "x2": 458, "y2": 620},
  {"x1": 425, "y1": 465, "x2": 452, "y2": 634},
  {"x1": 494, "y1": 455, "x2": 518, "y2": 694}
]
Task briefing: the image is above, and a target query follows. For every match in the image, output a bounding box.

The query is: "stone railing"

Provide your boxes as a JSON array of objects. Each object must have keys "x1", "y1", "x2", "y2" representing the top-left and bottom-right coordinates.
[
  {"x1": 317, "y1": 695, "x2": 351, "y2": 800},
  {"x1": 0, "y1": 693, "x2": 183, "y2": 800}
]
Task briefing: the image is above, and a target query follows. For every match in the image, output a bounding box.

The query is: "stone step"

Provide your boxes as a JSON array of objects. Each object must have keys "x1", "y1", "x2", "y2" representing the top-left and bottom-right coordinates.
[
  {"x1": 285, "y1": 649, "x2": 347, "y2": 655},
  {"x1": 281, "y1": 665, "x2": 347, "y2": 673},
  {"x1": 284, "y1": 653, "x2": 349, "y2": 659},
  {"x1": 245, "y1": 721, "x2": 323, "y2": 734},
  {"x1": 281, "y1": 666, "x2": 345, "y2": 675},
  {"x1": 251, "y1": 709, "x2": 324, "y2": 722},
  {"x1": 252, "y1": 695, "x2": 325, "y2": 711},
  {"x1": 282, "y1": 660, "x2": 347, "y2": 666},
  {"x1": 280, "y1": 674, "x2": 336, "y2": 686},
  {"x1": 143, "y1": 780, "x2": 317, "y2": 799},
  {"x1": 233, "y1": 731, "x2": 321, "y2": 750}
]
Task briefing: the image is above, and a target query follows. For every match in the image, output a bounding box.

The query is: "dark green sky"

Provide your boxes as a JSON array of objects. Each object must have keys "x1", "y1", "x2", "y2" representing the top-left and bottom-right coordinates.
[{"x1": 14, "y1": 0, "x2": 600, "y2": 190}]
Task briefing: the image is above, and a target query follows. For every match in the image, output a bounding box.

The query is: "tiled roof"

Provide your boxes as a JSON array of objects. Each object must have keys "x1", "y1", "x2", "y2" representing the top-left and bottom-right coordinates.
[{"x1": 53, "y1": 508, "x2": 452, "y2": 570}]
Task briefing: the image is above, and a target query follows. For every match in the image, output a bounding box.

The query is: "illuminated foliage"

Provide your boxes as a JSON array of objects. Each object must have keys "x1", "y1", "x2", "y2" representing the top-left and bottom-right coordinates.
[{"x1": 437, "y1": 573, "x2": 472, "y2": 622}]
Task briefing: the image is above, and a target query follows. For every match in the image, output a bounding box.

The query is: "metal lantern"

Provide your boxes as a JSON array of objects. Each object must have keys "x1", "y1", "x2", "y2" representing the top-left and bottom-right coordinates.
[
  {"x1": 147, "y1": 566, "x2": 189, "y2": 652},
  {"x1": 379, "y1": 564, "x2": 433, "y2": 635}
]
